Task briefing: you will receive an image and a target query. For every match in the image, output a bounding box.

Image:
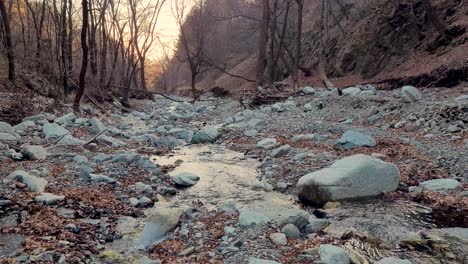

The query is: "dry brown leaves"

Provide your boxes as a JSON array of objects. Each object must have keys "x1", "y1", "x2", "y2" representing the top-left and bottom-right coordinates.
[
  {"x1": 150, "y1": 213, "x2": 235, "y2": 263},
  {"x1": 58, "y1": 187, "x2": 124, "y2": 213}
]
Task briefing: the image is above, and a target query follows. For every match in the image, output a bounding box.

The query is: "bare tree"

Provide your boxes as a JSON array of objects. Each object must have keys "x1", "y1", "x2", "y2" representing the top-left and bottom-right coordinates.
[
  {"x1": 172, "y1": 0, "x2": 208, "y2": 97},
  {"x1": 0, "y1": 0, "x2": 15, "y2": 82}
]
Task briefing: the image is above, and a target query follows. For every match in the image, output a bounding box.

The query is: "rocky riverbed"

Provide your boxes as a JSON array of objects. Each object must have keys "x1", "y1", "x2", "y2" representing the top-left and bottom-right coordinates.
[{"x1": 0, "y1": 84, "x2": 467, "y2": 263}]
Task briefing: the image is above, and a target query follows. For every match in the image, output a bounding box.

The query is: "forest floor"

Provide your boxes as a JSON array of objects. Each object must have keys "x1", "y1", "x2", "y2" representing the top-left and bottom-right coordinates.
[{"x1": 0, "y1": 83, "x2": 467, "y2": 264}]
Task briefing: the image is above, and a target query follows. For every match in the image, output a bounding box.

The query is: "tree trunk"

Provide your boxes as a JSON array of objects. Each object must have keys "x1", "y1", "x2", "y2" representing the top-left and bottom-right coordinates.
[
  {"x1": 293, "y1": 0, "x2": 303, "y2": 90},
  {"x1": 88, "y1": 0, "x2": 97, "y2": 76},
  {"x1": 0, "y1": 0, "x2": 15, "y2": 82},
  {"x1": 74, "y1": 0, "x2": 89, "y2": 112},
  {"x1": 255, "y1": 0, "x2": 269, "y2": 88},
  {"x1": 67, "y1": 0, "x2": 73, "y2": 74},
  {"x1": 61, "y1": 0, "x2": 69, "y2": 95},
  {"x1": 140, "y1": 58, "x2": 147, "y2": 91}
]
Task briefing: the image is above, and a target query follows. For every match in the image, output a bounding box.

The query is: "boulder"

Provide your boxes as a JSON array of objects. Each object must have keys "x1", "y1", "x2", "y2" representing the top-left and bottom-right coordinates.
[
  {"x1": 271, "y1": 145, "x2": 291, "y2": 158},
  {"x1": 173, "y1": 173, "x2": 200, "y2": 187},
  {"x1": 319, "y1": 245, "x2": 350, "y2": 264},
  {"x1": 248, "y1": 119, "x2": 267, "y2": 128},
  {"x1": 303, "y1": 103, "x2": 313, "y2": 112},
  {"x1": 297, "y1": 154, "x2": 400, "y2": 204},
  {"x1": 43, "y1": 123, "x2": 69, "y2": 139},
  {"x1": 138, "y1": 207, "x2": 184, "y2": 249},
  {"x1": 271, "y1": 103, "x2": 285, "y2": 112},
  {"x1": 305, "y1": 219, "x2": 329, "y2": 233},
  {"x1": 98, "y1": 135, "x2": 126, "y2": 147},
  {"x1": 292, "y1": 134, "x2": 316, "y2": 142},
  {"x1": 376, "y1": 257, "x2": 412, "y2": 264},
  {"x1": 244, "y1": 129, "x2": 259, "y2": 137},
  {"x1": 401, "y1": 86, "x2": 422, "y2": 103},
  {"x1": 191, "y1": 126, "x2": 219, "y2": 144},
  {"x1": 90, "y1": 174, "x2": 118, "y2": 184},
  {"x1": 257, "y1": 138, "x2": 277, "y2": 149},
  {"x1": 22, "y1": 145, "x2": 47, "y2": 160},
  {"x1": 35, "y1": 193, "x2": 65, "y2": 205},
  {"x1": 337, "y1": 131, "x2": 376, "y2": 150},
  {"x1": 22, "y1": 114, "x2": 48, "y2": 124},
  {"x1": 7, "y1": 170, "x2": 48, "y2": 192},
  {"x1": 269, "y1": 233, "x2": 287, "y2": 246},
  {"x1": 419, "y1": 179, "x2": 461, "y2": 193}
]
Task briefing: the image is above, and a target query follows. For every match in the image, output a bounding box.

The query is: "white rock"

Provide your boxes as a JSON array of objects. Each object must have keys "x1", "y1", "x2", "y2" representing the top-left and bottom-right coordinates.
[
  {"x1": 319, "y1": 245, "x2": 350, "y2": 264},
  {"x1": 269, "y1": 233, "x2": 287, "y2": 246},
  {"x1": 401, "y1": 86, "x2": 422, "y2": 103},
  {"x1": 35, "y1": 193, "x2": 65, "y2": 205},
  {"x1": 22, "y1": 145, "x2": 47, "y2": 160},
  {"x1": 257, "y1": 138, "x2": 277, "y2": 149}
]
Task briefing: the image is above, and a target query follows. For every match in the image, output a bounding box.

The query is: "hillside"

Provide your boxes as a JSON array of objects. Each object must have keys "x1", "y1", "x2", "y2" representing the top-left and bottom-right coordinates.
[{"x1": 162, "y1": 0, "x2": 468, "y2": 94}]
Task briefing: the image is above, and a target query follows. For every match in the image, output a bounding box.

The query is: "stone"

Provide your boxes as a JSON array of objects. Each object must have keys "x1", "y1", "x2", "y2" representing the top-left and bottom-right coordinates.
[
  {"x1": 282, "y1": 223, "x2": 301, "y2": 238},
  {"x1": 35, "y1": 193, "x2": 65, "y2": 205},
  {"x1": 342, "y1": 87, "x2": 361, "y2": 96},
  {"x1": 173, "y1": 172, "x2": 200, "y2": 187},
  {"x1": 303, "y1": 103, "x2": 313, "y2": 112},
  {"x1": 302, "y1": 86, "x2": 316, "y2": 95},
  {"x1": 248, "y1": 258, "x2": 281, "y2": 264},
  {"x1": 89, "y1": 117, "x2": 107, "y2": 134},
  {"x1": 73, "y1": 155, "x2": 88, "y2": 164},
  {"x1": 13, "y1": 121, "x2": 36, "y2": 132},
  {"x1": 138, "y1": 196, "x2": 153, "y2": 206},
  {"x1": 22, "y1": 145, "x2": 47, "y2": 160},
  {"x1": 7, "y1": 170, "x2": 48, "y2": 192},
  {"x1": 0, "y1": 121, "x2": 15, "y2": 135},
  {"x1": 447, "y1": 125, "x2": 462, "y2": 133},
  {"x1": 401, "y1": 86, "x2": 422, "y2": 103},
  {"x1": 138, "y1": 207, "x2": 184, "y2": 249},
  {"x1": 248, "y1": 119, "x2": 267, "y2": 128},
  {"x1": 418, "y1": 179, "x2": 461, "y2": 193},
  {"x1": 257, "y1": 138, "x2": 277, "y2": 149},
  {"x1": 269, "y1": 233, "x2": 287, "y2": 246},
  {"x1": 304, "y1": 219, "x2": 329, "y2": 233},
  {"x1": 136, "y1": 256, "x2": 161, "y2": 264},
  {"x1": 129, "y1": 198, "x2": 140, "y2": 207},
  {"x1": 98, "y1": 135, "x2": 126, "y2": 147},
  {"x1": 0, "y1": 132, "x2": 19, "y2": 143},
  {"x1": 271, "y1": 145, "x2": 291, "y2": 158},
  {"x1": 244, "y1": 129, "x2": 259, "y2": 137},
  {"x1": 55, "y1": 113, "x2": 76, "y2": 126},
  {"x1": 58, "y1": 135, "x2": 84, "y2": 146},
  {"x1": 297, "y1": 154, "x2": 400, "y2": 204},
  {"x1": 43, "y1": 123, "x2": 69, "y2": 139},
  {"x1": 291, "y1": 134, "x2": 315, "y2": 142},
  {"x1": 178, "y1": 246, "x2": 195, "y2": 256},
  {"x1": 319, "y1": 245, "x2": 350, "y2": 264},
  {"x1": 191, "y1": 126, "x2": 219, "y2": 144},
  {"x1": 90, "y1": 174, "x2": 118, "y2": 184},
  {"x1": 336, "y1": 131, "x2": 376, "y2": 150},
  {"x1": 22, "y1": 114, "x2": 49, "y2": 124},
  {"x1": 271, "y1": 103, "x2": 285, "y2": 112},
  {"x1": 376, "y1": 257, "x2": 412, "y2": 264},
  {"x1": 239, "y1": 204, "x2": 308, "y2": 227}
]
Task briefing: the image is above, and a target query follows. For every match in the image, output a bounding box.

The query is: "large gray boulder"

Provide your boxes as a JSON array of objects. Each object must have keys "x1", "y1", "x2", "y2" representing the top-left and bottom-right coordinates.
[
  {"x1": 337, "y1": 131, "x2": 376, "y2": 150},
  {"x1": 13, "y1": 121, "x2": 36, "y2": 132},
  {"x1": 43, "y1": 123, "x2": 69, "y2": 139},
  {"x1": 22, "y1": 145, "x2": 47, "y2": 160},
  {"x1": 7, "y1": 170, "x2": 48, "y2": 192},
  {"x1": 319, "y1": 245, "x2": 350, "y2": 264},
  {"x1": 401, "y1": 86, "x2": 422, "y2": 103},
  {"x1": 297, "y1": 154, "x2": 400, "y2": 204},
  {"x1": 342, "y1": 87, "x2": 361, "y2": 96},
  {"x1": 191, "y1": 126, "x2": 219, "y2": 144},
  {"x1": 0, "y1": 133, "x2": 19, "y2": 143}
]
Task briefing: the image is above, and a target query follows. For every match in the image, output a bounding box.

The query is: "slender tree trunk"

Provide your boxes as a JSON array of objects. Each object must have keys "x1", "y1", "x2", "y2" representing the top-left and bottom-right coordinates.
[
  {"x1": 99, "y1": 9, "x2": 107, "y2": 92},
  {"x1": 293, "y1": 0, "x2": 303, "y2": 90},
  {"x1": 88, "y1": 0, "x2": 97, "y2": 76},
  {"x1": 140, "y1": 58, "x2": 146, "y2": 91},
  {"x1": 266, "y1": 0, "x2": 278, "y2": 84},
  {"x1": 61, "y1": 0, "x2": 69, "y2": 96},
  {"x1": 256, "y1": 0, "x2": 270, "y2": 88},
  {"x1": 0, "y1": 0, "x2": 15, "y2": 82},
  {"x1": 67, "y1": 0, "x2": 73, "y2": 74},
  {"x1": 74, "y1": 0, "x2": 89, "y2": 112}
]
